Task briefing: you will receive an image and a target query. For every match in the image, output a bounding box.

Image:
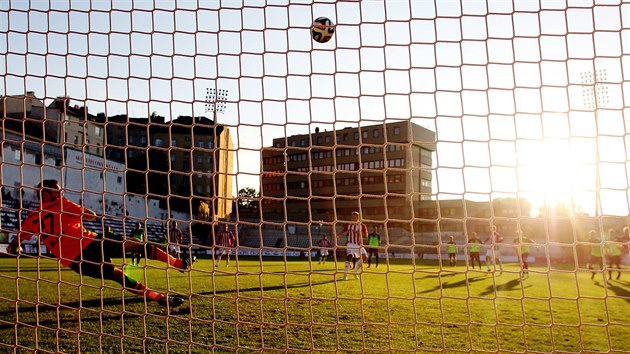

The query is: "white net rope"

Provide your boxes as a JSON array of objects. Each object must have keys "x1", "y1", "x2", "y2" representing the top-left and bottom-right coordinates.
[{"x1": 1, "y1": 1, "x2": 629, "y2": 353}]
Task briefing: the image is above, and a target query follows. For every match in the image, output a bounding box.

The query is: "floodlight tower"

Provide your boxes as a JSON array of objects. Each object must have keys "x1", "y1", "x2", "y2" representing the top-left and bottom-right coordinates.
[
  {"x1": 205, "y1": 87, "x2": 229, "y2": 223},
  {"x1": 580, "y1": 69, "x2": 608, "y2": 218},
  {"x1": 205, "y1": 88, "x2": 229, "y2": 117}
]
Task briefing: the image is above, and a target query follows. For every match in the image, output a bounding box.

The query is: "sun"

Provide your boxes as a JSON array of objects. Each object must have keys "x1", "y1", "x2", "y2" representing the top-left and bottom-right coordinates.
[{"x1": 517, "y1": 138, "x2": 595, "y2": 216}]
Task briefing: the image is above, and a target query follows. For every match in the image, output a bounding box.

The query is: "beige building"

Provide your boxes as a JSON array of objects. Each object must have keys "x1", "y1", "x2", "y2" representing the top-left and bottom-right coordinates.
[
  {"x1": 1, "y1": 92, "x2": 104, "y2": 156},
  {"x1": 48, "y1": 98, "x2": 105, "y2": 156},
  {"x1": 151, "y1": 116, "x2": 234, "y2": 220},
  {"x1": 261, "y1": 121, "x2": 436, "y2": 223}
]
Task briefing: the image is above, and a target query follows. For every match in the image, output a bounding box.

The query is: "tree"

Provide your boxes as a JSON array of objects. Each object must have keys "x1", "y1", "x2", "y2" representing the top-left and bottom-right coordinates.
[{"x1": 238, "y1": 187, "x2": 259, "y2": 209}]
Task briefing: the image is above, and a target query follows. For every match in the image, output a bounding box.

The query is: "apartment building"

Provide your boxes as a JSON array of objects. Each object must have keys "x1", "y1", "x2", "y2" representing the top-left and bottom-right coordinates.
[{"x1": 261, "y1": 121, "x2": 436, "y2": 223}]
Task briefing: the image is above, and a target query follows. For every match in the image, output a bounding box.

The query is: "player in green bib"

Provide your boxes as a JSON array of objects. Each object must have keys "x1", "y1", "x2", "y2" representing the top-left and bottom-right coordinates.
[
  {"x1": 514, "y1": 231, "x2": 537, "y2": 279},
  {"x1": 366, "y1": 225, "x2": 381, "y2": 268},
  {"x1": 605, "y1": 229, "x2": 622, "y2": 280},
  {"x1": 130, "y1": 222, "x2": 146, "y2": 266},
  {"x1": 587, "y1": 230, "x2": 603, "y2": 280},
  {"x1": 446, "y1": 235, "x2": 457, "y2": 267},
  {"x1": 468, "y1": 232, "x2": 482, "y2": 270}
]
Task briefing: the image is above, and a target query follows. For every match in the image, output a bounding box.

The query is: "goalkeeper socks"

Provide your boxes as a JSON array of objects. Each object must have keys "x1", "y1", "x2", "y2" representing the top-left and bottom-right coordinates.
[
  {"x1": 146, "y1": 244, "x2": 184, "y2": 268},
  {"x1": 123, "y1": 275, "x2": 161, "y2": 302},
  {"x1": 344, "y1": 261, "x2": 350, "y2": 277}
]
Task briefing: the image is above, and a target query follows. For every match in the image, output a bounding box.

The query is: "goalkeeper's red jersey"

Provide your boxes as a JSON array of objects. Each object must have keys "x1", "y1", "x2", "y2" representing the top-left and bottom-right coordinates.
[{"x1": 19, "y1": 197, "x2": 97, "y2": 266}]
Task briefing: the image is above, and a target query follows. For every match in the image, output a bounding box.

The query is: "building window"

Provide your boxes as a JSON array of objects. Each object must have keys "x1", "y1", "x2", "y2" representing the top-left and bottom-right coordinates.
[
  {"x1": 362, "y1": 131, "x2": 368, "y2": 139},
  {"x1": 155, "y1": 138, "x2": 163, "y2": 147},
  {"x1": 197, "y1": 156, "x2": 203, "y2": 163},
  {"x1": 316, "y1": 136, "x2": 323, "y2": 144},
  {"x1": 325, "y1": 136, "x2": 331, "y2": 144},
  {"x1": 14, "y1": 149, "x2": 21, "y2": 161},
  {"x1": 117, "y1": 176, "x2": 123, "y2": 183},
  {"x1": 300, "y1": 139, "x2": 306, "y2": 147},
  {"x1": 208, "y1": 141, "x2": 214, "y2": 149},
  {"x1": 290, "y1": 140, "x2": 296, "y2": 147},
  {"x1": 95, "y1": 126, "x2": 102, "y2": 136},
  {"x1": 172, "y1": 139, "x2": 177, "y2": 147},
  {"x1": 275, "y1": 142, "x2": 281, "y2": 148},
  {"x1": 393, "y1": 126, "x2": 400, "y2": 135},
  {"x1": 171, "y1": 154, "x2": 176, "y2": 162},
  {"x1": 373, "y1": 130, "x2": 379, "y2": 137},
  {"x1": 197, "y1": 141, "x2": 205, "y2": 148},
  {"x1": 354, "y1": 132, "x2": 359, "y2": 140},
  {"x1": 73, "y1": 136, "x2": 79, "y2": 144}
]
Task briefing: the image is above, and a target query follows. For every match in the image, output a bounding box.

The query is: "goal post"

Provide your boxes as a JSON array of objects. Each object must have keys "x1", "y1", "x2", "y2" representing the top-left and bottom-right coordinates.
[{"x1": 1, "y1": 1, "x2": 629, "y2": 353}]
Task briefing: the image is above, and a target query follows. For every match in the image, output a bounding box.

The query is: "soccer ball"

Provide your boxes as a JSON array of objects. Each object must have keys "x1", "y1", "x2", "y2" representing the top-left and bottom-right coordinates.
[{"x1": 311, "y1": 17, "x2": 335, "y2": 43}]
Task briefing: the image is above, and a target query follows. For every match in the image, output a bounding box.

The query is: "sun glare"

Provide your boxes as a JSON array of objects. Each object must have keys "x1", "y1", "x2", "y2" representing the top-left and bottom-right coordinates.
[{"x1": 518, "y1": 138, "x2": 596, "y2": 216}]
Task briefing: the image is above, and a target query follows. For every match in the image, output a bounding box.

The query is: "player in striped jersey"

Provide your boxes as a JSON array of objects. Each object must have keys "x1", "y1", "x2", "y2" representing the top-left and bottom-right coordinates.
[
  {"x1": 166, "y1": 221, "x2": 183, "y2": 259},
  {"x1": 335, "y1": 211, "x2": 368, "y2": 280},
  {"x1": 484, "y1": 225, "x2": 504, "y2": 274},
  {"x1": 215, "y1": 224, "x2": 235, "y2": 268}
]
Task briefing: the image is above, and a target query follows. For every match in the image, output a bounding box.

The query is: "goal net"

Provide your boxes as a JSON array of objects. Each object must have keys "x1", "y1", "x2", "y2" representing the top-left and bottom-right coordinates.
[{"x1": 1, "y1": 1, "x2": 628, "y2": 352}]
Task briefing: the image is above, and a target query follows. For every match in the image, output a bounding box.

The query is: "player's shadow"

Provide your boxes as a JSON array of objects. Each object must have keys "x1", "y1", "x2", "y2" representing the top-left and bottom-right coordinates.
[
  {"x1": 479, "y1": 278, "x2": 529, "y2": 296},
  {"x1": 0, "y1": 296, "x2": 160, "y2": 329},
  {"x1": 593, "y1": 279, "x2": 630, "y2": 303},
  {"x1": 0, "y1": 265, "x2": 71, "y2": 273},
  {"x1": 417, "y1": 275, "x2": 486, "y2": 294},
  {"x1": 203, "y1": 278, "x2": 337, "y2": 296}
]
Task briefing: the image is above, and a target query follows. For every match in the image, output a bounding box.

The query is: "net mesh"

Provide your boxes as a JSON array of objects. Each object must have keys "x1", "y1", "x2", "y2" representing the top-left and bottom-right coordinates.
[{"x1": 1, "y1": 1, "x2": 629, "y2": 353}]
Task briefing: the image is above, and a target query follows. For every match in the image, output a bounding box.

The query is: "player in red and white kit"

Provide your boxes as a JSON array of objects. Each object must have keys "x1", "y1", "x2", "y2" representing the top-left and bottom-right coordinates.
[
  {"x1": 8, "y1": 180, "x2": 195, "y2": 308},
  {"x1": 215, "y1": 224, "x2": 236, "y2": 268},
  {"x1": 317, "y1": 234, "x2": 332, "y2": 264},
  {"x1": 484, "y1": 224, "x2": 504, "y2": 274},
  {"x1": 335, "y1": 211, "x2": 368, "y2": 280}
]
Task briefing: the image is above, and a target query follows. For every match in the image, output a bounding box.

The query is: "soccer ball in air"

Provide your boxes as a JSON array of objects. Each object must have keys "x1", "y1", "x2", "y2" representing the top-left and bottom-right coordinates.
[{"x1": 311, "y1": 17, "x2": 335, "y2": 43}]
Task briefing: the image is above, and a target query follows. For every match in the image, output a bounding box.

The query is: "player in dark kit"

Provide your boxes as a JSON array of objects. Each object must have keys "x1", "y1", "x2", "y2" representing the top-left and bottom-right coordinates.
[
  {"x1": 366, "y1": 225, "x2": 381, "y2": 268},
  {"x1": 8, "y1": 180, "x2": 196, "y2": 308}
]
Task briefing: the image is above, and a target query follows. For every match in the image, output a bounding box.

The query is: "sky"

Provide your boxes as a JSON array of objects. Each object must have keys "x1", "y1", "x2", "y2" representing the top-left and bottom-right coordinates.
[{"x1": 0, "y1": 0, "x2": 628, "y2": 216}]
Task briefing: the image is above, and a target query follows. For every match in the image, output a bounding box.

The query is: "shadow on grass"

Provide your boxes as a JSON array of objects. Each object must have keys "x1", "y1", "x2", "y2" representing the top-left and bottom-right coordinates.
[
  {"x1": 0, "y1": 278, "x2": 338, "y2": 330},
  {"x1": 480, "y1": 278, "x2": 531, "y2": 296},
  {"x1": 594, "y1": 279, "x2": 630, "y2": 304},
  {"x1": 199, "y1": 278, "x2": 337, "y2": 296},
  {"x1": 0, "y1": 266, "x2": 72, "y2": 273},
  {"x1": 0, "y1": 295, "x2": 195, "y2": 330},
  {"x1": 417, "y1": 274, "x2": 486, "y2": 294}
]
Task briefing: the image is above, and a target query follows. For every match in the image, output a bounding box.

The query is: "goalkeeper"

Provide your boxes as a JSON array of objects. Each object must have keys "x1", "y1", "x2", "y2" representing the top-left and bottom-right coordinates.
[{"x1": 7, "y1": 179, "x2": 195, "y2": 308}]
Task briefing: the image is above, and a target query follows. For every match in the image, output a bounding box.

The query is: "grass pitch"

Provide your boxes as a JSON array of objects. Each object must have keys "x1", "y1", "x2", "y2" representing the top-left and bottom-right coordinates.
[{"x1": 0, "y1": 255, "x2": 628, "y2": 353}]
